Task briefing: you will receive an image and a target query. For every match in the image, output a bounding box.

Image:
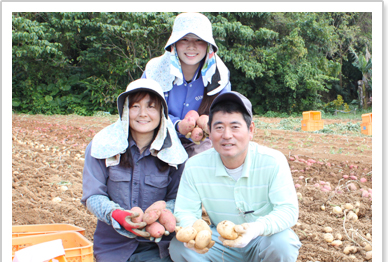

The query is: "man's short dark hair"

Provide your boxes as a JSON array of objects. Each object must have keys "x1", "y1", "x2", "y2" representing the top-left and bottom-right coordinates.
[{"x1": 208, "y1": 101, "x2": 252, "y2": 132}]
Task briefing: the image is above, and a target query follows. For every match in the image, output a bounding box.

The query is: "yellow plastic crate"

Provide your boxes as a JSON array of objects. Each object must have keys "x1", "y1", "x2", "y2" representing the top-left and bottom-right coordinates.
[
  {"x1": 360, "y1": 113, "x2": 372, "y2": 135},
  {"x1": 361, "y1": 113, "x2": 372, "y2": 123},
  {"x1": 302, "y1": 111, "x2": 322, "y2": 121},
  {"x1": 12, "y1": 231, "x2": 93, "y2": 262},
  {"x1": 48, "y1": 255, "x2": 68, "y2": 262},
  {"x1": 13, "y1": 224, "x2": 85, "y2": 238},
  {"x1": 301, "y1": 119, "x2": 324, "y2": 131},
  {"x1": 361, "y1": 122, "x2": 372, "y2": 135}
]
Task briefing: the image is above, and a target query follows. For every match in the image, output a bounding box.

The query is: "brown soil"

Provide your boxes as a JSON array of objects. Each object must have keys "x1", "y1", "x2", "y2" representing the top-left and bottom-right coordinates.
[{"x1": 12, "y1": 114, "x2": 373, "y2": 262}]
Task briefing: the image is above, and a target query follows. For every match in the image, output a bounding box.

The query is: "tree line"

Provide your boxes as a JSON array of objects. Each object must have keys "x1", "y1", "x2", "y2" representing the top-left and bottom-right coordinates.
[{"x1": 12, "y1": 12, "x2": 372, "y2": 116}]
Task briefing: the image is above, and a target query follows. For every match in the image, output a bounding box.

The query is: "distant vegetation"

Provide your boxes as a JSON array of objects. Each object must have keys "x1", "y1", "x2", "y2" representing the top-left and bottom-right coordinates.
[{"x1": 12, "y1": 12, "x2": 372, "y2": 116}]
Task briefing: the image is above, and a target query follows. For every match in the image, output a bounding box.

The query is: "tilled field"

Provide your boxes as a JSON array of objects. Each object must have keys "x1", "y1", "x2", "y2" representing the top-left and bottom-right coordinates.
[{"x1": 12, "y1": 114, "x2": 373, "y2": 261}]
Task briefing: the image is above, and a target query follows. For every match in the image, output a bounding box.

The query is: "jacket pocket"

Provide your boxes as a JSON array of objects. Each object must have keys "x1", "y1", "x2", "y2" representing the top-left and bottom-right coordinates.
[
  {"x1": 107, "y1": 166, "x2": 131, "y2": 208},
  {"x1": 145, "y1": 174, "x2": 170, "y2": 188},
  {"x1": 143, "y1": 173, "x2": 171, "y2": 207}
]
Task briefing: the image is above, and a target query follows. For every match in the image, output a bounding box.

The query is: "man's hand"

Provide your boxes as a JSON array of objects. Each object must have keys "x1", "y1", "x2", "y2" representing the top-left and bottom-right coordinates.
[
  {"x1": 111, "y1": 209, "x2": 150, "y2": 238},
  {"x1": 219, "y1": 222, "x2": 264, "y2": 248},
  {"x1": 184, "y1": 239, "x2": 214, "y2": 254}
]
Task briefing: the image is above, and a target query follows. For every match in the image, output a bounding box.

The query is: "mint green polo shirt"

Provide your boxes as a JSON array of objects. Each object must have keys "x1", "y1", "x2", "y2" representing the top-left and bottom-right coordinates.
[{"x1": 174, "y1": 142, "x2": 299, "y2": 236}]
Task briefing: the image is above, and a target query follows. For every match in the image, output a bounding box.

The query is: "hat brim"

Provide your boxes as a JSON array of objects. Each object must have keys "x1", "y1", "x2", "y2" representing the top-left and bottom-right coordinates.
[
  {"x1": 117, "y1": 88, "x2": 168, "y2": 119},
  {"x1": 210, "y1": 92, "x2": 252, "y2": 118},
  {"x1": 164, "y1": 32, "x2": 218, "y2": 52}
]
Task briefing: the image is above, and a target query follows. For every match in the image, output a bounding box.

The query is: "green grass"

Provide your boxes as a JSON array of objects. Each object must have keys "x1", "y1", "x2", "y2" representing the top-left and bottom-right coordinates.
[
  {"x1": 320, "y1": 108, "x2": 372, "y2": 120},
  {"x1": 257, "y1": 107, "x2": 371, "y2": 121},
  {"x1": 254, "y1": 116, "x2": 367, "y2": 136}
]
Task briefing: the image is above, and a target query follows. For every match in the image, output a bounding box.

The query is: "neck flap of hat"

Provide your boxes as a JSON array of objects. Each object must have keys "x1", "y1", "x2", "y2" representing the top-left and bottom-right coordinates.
[
  {"x1": 91, "y1": 95, "x2": 188, "y2": 168},
  {"x1": 145, "y1": 47, "x2": 229, "y2": 95}
]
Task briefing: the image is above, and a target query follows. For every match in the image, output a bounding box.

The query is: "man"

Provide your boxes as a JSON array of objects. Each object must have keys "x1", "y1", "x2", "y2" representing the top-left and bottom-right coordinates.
[{"x1": 169, "y1": 91, "x2": 301, "y2": 261}]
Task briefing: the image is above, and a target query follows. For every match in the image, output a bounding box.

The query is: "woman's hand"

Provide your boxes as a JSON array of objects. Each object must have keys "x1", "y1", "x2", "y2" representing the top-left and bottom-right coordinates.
[{"x1": 111, "y1": 209, "x2": 151, "y2": 237}]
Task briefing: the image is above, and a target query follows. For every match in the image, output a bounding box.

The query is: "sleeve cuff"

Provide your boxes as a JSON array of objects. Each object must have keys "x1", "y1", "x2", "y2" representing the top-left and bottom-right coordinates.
[{"x1": 174, "y1": 121, "x2": 180, "y2": 132}]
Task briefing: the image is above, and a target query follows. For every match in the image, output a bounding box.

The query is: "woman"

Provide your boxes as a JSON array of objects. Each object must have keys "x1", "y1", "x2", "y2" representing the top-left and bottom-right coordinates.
[
  {"x1": 143, "y1": 12, "x2": 231, "y2": 157},
  {"x1": 81, "y1": 78, "x2": 188, "y2": 262}
]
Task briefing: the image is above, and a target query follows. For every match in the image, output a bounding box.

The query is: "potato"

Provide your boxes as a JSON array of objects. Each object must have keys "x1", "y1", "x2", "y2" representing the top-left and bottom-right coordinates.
[
  {"x1": 333, "y1": 206, "x2": 342, "y2": 214},
  {"x1": 324, "y1": 233, "x2": 334, "y2": 243},
  {"x1": 196, "y1": 115, "x2": 209, "y2": 134},
  {"x1": 190, "y1": 127, "x2": 204, "y2": 143},
  {"x1": 142, "y1": 200, "x2": 166, "y2": 224},
  {"x1": 179, "y1": 110, "x2": 199, "y2": 135},
  {"x1": 192, "y1": 219, "x2": 212, "y2": 234},
  {"x1": 207, "y1": 240, "x2": 215, "y2": 249},
  {"x1": 365, "y1": 251, "x2": 372, "y2": 260},
  {"x1": 176, "y1": 226, "x2": 197, "y2": 242},
  {"x1": 331, "y1": 240, "x2": 342, "y2": 247},
  {"x1": 145, "y1": 221, "x2": 165, "y2": 238},
  {"x1": 143, "y1": 209, "x2": 161, "y2": 225},
  {"x1": 185, "y1": 110, "x2": 200, "y2": 121},
  {"x1": 145, "y1": 200, "x2": 166, "y2": 213},
  {"x1": 217, "y1": 220, "x2": 238, "y2": 240},
  {"x1": 343, "y1": 246, "x2": 357, "y2": 255},
  {"x1": 323, "y1": 227, "x2": 332, "y2": 233},
  {"x1": 130, "y1": 207, "x2": 144, "y2": 223},
  {"x1": 158, "y1": 209, "x2": 176, "y2": 232},
  {"x1": 364, "y1": 244, "x2": 372, "y2": 251},
  {"x1": 179, "y1": 118, "x2": 196, "y2": 135},
  {"x1": 194, "y1": 230, "x2": 212, "y2": 249}
]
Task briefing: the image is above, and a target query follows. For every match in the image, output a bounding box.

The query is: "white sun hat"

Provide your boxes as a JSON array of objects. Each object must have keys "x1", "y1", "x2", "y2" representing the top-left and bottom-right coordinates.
[
  {"x1": 165, "y1": 12, "x2": 218, "y2": 52},
  {"x1": 117, "y1": 78, "x2": 168, "y2": 118},
  {"x1": 91, "y1": 78, "x2": 188, "y2": 167}
]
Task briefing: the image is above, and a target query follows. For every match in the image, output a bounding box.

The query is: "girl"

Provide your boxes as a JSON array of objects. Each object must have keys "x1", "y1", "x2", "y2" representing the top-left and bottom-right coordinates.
[
  {"x1": 143, "y1": 12, "x2": 231, "y2": 157},
  {"x1": 81, "y1": 79, "x2": 188, "y2": 262}
]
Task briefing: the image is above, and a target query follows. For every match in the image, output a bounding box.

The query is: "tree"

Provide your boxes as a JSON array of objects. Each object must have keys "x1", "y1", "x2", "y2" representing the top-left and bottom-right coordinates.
[
  {"x1": 12, "y1": 12, "x2": 372, "y2": 116},
  {"x1": 350, "y1": 47, "x2": 372, "y2": 109}
]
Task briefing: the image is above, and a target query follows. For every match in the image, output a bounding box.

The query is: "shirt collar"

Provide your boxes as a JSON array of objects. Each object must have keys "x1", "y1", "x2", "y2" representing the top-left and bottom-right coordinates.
[
  {"x1": 129, "y1": 137, "x2": 151, "y2": 157},
  {"x1": 215, "y1": 144, "x2": 252, "y2": 178},
  {"x1": 183, "y1": 60, "x2": 204, "y2": 85}
]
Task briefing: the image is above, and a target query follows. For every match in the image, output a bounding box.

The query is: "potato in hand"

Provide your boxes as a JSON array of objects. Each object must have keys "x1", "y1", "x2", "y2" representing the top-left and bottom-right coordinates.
[
  {"x1": 179, "y1": 110, "x2": 199, "y2": 135},
  {"x1": 217, "y1": 220, "x2": 239, "y2": 240}
]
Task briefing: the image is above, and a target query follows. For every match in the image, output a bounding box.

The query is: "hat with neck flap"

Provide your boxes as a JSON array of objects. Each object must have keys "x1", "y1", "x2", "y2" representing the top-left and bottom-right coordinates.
[
  {"x1": 91, "y1": 78, "x2": 188, "y2": 168},
  {"x1": 145, "y1": 12, "x2": 230, "y2": 96},
  {"x1": 164, "y1": 12, "x2": 217, "y2": 52}
]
